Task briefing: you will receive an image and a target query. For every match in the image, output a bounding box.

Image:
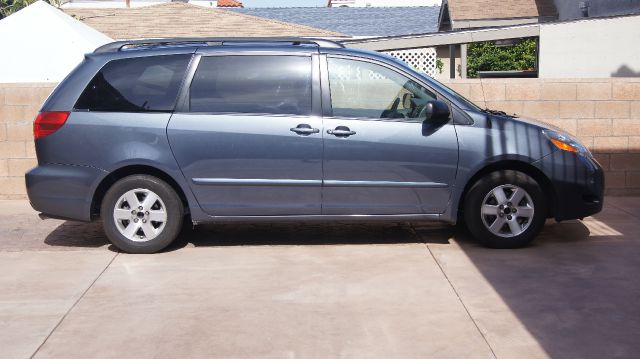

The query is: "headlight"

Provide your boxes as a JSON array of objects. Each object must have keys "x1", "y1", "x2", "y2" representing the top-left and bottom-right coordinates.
[{"x1": 542, "y1": 129, "x2": 592, "y2": 157}]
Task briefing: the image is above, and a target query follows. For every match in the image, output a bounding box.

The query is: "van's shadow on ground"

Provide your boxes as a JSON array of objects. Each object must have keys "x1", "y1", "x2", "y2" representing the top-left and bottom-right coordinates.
[
  {"x1": 41, "y1": 208, "x2": 639, "y2": 359},
  {"x1": 43, "y1": 219, "x2": 593, "y2": 252}
]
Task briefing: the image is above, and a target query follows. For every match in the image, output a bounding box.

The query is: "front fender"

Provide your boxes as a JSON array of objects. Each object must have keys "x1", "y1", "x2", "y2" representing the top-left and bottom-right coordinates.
[{"x1": 442, "y1": 117, "x2": 555, "y2": 223}]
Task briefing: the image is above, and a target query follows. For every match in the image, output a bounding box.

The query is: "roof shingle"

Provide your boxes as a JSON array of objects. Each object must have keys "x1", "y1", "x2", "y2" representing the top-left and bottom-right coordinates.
[
  {"x1": 231, "y1": 7, "x2": 441, "y2": 37},
  {"x1": 64, "y1": 2, "x2": 347, "y2": 40},
  {"x1": 447, "y1": 0, "x2": 557, "y2": 21}
]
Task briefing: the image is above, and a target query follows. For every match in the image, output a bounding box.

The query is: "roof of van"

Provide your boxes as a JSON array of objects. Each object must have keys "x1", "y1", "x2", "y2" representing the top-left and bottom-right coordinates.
[{"x1": 92, "y1": 37, "x2": 346, "y2": 54}]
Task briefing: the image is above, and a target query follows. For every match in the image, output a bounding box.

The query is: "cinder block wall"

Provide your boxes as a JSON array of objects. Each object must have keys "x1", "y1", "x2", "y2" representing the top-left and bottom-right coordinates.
[
  {"x1": 0, "y1": 83, "x2": 56, "y2": 199},
  {"x1": 0, "y1": 79, "x2": 638, "y2": 199}
]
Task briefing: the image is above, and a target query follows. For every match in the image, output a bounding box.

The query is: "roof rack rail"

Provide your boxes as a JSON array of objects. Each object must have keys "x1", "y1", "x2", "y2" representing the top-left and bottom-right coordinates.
[{"x1": 94, "y1": 37, "x2": 345, "y2": 53}]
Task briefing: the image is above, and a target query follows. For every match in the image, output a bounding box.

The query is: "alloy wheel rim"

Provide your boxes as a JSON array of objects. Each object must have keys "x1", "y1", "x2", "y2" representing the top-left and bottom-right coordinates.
[
  {"x1": 481, "y1": 184, "x2": 535, "y2": 238},
  {"x1": 113, "y1": 188, "x2": 167, "y2": 242}
]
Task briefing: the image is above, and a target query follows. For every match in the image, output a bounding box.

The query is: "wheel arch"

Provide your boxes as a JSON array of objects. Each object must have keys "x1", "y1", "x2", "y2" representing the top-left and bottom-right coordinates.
[
  {"x1": 91, "y1": 165, "x2": 190, "y2": 220},
  {"x1": 457, "y1": 160, "x2": 557, "y2": 219}
]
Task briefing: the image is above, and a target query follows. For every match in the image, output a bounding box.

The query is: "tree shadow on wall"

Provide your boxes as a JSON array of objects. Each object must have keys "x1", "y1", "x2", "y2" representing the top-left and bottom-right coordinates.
[{"x1": 611, "y1": 65, "x2": 640, "y2": 77}]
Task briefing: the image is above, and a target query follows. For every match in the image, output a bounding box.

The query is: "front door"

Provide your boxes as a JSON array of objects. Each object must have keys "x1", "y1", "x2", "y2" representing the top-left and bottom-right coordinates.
[
  {"x1": 168, "y1": 54, "x2": 323, "y2": 216},
  {"x1": 321, "y1": 56, "x2": 458, "y2": 215}
]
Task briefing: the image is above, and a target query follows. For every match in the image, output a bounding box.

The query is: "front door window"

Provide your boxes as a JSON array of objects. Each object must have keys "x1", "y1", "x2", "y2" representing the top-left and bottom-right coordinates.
[{"x1": 327, "y1": 57, "x2": 436, "y2": 120}]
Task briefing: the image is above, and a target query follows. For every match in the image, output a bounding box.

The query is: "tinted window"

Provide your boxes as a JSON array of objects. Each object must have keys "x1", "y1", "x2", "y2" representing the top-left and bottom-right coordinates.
[
  {"x1": 75, "y1": 55, "x2": 191, "y2": 112},
  {"x1": 190, "y1": 56, "x2": 312, "y2": 116},
  {"x1": 328, "y1": 58, "x2": 436, "y2": 119}
]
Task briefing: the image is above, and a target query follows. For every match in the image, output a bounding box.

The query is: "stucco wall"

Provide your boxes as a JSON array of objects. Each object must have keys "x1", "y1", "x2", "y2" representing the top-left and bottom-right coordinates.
[
  {"x1": 0, "y1": 79, "x2": 639, "y2": 201},
  {"x1": 539, "y1": 15, "x2": 640, "y2": 78},
  {"x1": 552, "y1": 0, "x2": 640, "y2": 20},
  {"x1": 435, "y1": 46, "x2": 462, "y2": 80}
]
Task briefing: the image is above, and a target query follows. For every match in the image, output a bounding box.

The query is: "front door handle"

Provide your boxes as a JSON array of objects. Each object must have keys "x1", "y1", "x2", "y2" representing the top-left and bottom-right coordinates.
[
  {"x1": 290, "y1": 124, "x2": 319, "y2": 135},
  {"x1": 327, "y1": 126, "x2": 356, "y2": 137}
]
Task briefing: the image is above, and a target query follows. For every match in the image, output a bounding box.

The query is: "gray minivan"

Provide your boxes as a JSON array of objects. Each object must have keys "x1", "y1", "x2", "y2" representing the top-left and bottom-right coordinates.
[{"x1": 26, "y1": 38, "x2": 604, "y2": 253}]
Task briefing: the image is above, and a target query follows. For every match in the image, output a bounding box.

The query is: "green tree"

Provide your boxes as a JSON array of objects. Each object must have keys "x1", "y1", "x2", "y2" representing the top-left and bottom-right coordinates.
[
  {"x1": 466, "y1": 38, "x2": 537, "y2": 78},
  {"x1": 0, "y1": 0, "x2": 64, "y2": 19}
]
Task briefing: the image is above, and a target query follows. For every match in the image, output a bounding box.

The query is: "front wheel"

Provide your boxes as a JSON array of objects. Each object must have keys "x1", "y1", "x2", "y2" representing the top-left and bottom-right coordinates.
[
  {"x1": 463, "y1": 170, "x2": 547, "y2": 248},
  {"x1": 101, "y1": 175, "x2": 184, "y2": 254}
]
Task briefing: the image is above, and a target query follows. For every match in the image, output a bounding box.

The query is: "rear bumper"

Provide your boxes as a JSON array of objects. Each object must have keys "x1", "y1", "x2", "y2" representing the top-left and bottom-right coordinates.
[
  {"x1": 25, "y1": 163, "x2": 107, "y2": 222},
  {"x1": 534, "y1": 150, "x2": 604, "y2": 221}
]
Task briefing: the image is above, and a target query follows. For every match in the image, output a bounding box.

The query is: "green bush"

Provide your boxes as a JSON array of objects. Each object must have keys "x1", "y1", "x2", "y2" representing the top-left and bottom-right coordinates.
[
  {"x1": 0, "y1": 0, "x2": 63, "y2": 19},
  {"x1": 1, "y1": 0, "x2": 32, "y2": 18},
  {"x1": 466, "y1": 38, "x2": 537, "y2": 78}
]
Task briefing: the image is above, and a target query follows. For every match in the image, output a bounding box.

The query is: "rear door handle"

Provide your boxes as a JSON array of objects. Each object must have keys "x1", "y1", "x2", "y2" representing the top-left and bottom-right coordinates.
[
  {"x1": 290, "y1": 124, "x2": 319, "y2": 135},
  {"x1": 327, "y1": 126, "x2": 356, "y2": 137}
]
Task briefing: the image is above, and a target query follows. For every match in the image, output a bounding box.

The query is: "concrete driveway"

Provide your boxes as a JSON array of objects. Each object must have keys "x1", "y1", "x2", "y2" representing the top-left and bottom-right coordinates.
[{"x1": 1, "y1": 197, "x2": 639, "y2": 359}]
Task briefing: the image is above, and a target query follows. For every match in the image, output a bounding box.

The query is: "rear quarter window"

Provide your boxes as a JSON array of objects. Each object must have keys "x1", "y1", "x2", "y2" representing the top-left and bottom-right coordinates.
[{"x1": 75, "y1": 54, "x2": 191, "y2": 112}]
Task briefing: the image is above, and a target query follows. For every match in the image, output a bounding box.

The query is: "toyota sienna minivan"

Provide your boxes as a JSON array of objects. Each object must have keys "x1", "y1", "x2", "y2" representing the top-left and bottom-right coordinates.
[{"x1": 25, "y1": 38, "x2": 604, "y2": 253}]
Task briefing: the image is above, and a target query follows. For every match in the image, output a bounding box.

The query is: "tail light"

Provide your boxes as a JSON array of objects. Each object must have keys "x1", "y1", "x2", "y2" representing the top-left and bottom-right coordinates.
[{"x1": 34, "y1": 112, "x2": 69, "y2": 139}]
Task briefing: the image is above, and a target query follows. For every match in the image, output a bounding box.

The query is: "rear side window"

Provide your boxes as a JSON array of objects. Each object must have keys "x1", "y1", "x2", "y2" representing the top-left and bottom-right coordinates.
[
  {"x1": 189, "y1": 55, "x2": 312, "y2": 116},
  {"x1": 75, "y1": 55, "x2": 191, "y2": 112}
]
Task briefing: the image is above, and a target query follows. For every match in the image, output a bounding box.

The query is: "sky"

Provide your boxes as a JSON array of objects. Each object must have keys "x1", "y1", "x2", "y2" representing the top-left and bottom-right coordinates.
[{"x1": 241, "y1": 0, "x2": 327, "y2": 7}]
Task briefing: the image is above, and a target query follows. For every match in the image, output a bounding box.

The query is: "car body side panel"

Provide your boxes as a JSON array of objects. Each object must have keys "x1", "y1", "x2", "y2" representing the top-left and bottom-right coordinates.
[
  {"x1": 26, "y1": 163, "x2": 107, "y2": 221},
  {"x1": 322, "y1": 118, "x2": 458, "y2": 215},
  {"x1": 443, "y1": 113, "x2": 556, "y2": 222},
  {"x1": 167, "y1": 114, "x2": 324, "y2": 216},
  {"x1": 31, "y1": 111, "x2": 205, "y2": 221}
]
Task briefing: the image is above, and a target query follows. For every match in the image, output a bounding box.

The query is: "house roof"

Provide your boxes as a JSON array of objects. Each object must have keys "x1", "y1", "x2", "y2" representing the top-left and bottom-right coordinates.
[
  {"x1": 64, "y1": 2, "x2": 347, "y2": 40},
  {"x1": 217, "y1": 0, "x2": 243, "y2": 7},
  {"x1": 344, "y1": 23, "x2": 541, "y2": 50},
  {"x1": 446, "y1": 0, "x2": 557, "y2": 21},
  {"x1": 230, "y1": 6, "x2": 441, "y2": 37}
]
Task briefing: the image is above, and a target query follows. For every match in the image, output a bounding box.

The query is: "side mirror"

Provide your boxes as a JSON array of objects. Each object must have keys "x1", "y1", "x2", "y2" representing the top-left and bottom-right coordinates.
[{"x1": 424, "y1": 100, "x2": 450, "y2": 122}]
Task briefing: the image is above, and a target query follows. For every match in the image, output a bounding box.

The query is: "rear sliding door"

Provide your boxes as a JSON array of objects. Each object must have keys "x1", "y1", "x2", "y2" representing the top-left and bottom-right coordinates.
[{"x1": 167, "y1": 53, "x2": 323, "y2": 216}]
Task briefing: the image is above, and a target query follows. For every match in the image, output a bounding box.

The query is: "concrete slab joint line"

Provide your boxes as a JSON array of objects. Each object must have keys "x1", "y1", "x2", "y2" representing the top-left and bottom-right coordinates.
[
  {"x1": 423, "y1": 243, "x2": 498, "y2": 359},
  {"x1": 29, "y1": 252, "x2": 119, "y2": 359}
]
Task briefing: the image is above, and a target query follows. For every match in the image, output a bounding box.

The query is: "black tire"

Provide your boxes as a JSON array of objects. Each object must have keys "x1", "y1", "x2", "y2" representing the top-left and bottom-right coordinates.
[
  {"x1": 463, "y1": 170, "x2": 547, "y2": 249},
  {"x1": 101, "y1": 175, "x2": 184, "y2": 254}
]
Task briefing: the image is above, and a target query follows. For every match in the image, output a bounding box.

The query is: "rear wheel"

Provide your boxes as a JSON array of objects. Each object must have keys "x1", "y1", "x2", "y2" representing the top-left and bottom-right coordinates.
[
  {"x1": 101, "y1": 175, "x2": 183, "y2": 254},
  {"x1": 464, "y1": 170, "x2": 547, "y2": 248}
]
